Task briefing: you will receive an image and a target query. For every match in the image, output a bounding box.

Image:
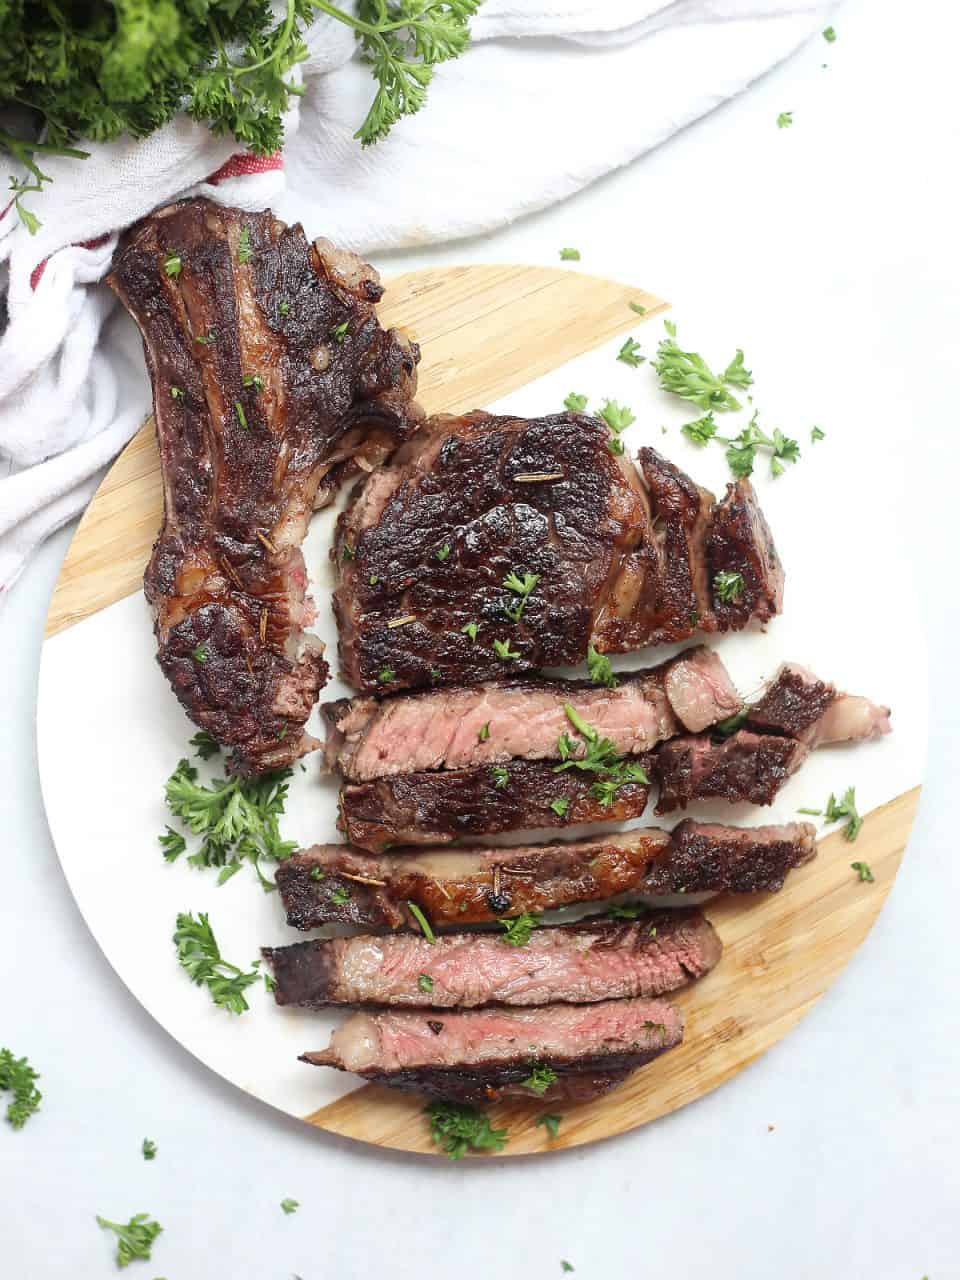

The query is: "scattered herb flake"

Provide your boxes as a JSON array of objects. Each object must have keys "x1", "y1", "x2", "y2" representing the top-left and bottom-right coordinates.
[
  {"x1": 521, "y1": 1064, "x2": 558, "y2": 1096},
  {"x1": 158, "y1": 826, "x2": 186, "y2": 863},
  {"x1": 823, "y1": 25, "x2": 837, "y2": 42},
  {"x1": 491, "y1": 766, "x2": 510, "y2": 789},
  {"x1": 195, "y1": 328, "x2": 217, "y2": 344},
  {"x1": 851, "y1": 861, "x2": 875, "y2": 883},
  {"x1": 234, "y1": 401, "x2": 248, "y2": 429},
  {"x1": 554, "y1": 705, "x2": 649, "y2": 806},
  {"x1": 503, "y1": 570, "x2": 540, "y2": 622},
  {"x1": 493, "y1": 638, "x2": 522, "y2": 661},
  {"x1": 95, "y1": 1213, "x2": 163, "y2": 1268},
  {"x1": 418, "y1": 973, "x2": 434, "y2": 993},
  {"x1": 713, "y1": 707, "x2": 749, "y2": 738},
  {"x1": 549, "y1": 796, "x2": 570, "y2": 818},
  {"x1": 478, "y1": 722, "x2": 491, "y2": 742},
  {"x1": 629, "y1": 302, "x2": 647, "y2": 315},
  {"x1": 280, "y1": 1198, "x2": 299, "y2": 1215},
  {"x1": 310, "y1": 866, "x2": 325, "y2": 882},
  {"x1": 811, "y1": 425, "x2": 826, "y2": 443},
  {"x1": 0, "y1": 1049, "x2": 41, "y2": 1129},
  {"x1": 607, "y1": 903, "x2": 645, "y2": 919},
  {"x1": 189, "y1": 729, "x2": 220, "y2": 760},
  {"x1": 537, "y1": 1113, "x2": 563, "y2": 1138},
  {"x1": 587, "y1": 644, "x2": 618, "y2": 689},
  {"x1": 436, "y1": 543, "x2": 451, "y2": 561},
  {"x1": 461, "y1": 622, "x2": 479, "y2": 642},
  {"x1": 163, "y1": 254, "x2": 182, "y2": 278},
  {"x1": 564, "y1": 392, "x2": 589, "y2": 413},
  {"x1": 243, "y1": 373, "x2": 264, "y2": 391},
  {"x1": 278, "y1": 299, "x2": 290, "y2": 316},
  {"x1": 378, "y1": 666, "x2": 396, "y2": 684},
  {"x1": 426, "y1": 1101, "x2": 508, "y2": 1159},
  {"x1": 559, "y1": 248, "x2": 581, "y2": 261},
  {"x1": 369, "y1": 574, "x2": 379, "y2": 586},
  {"x1": 169, "y1": 386, "x2": 184, "y2": 401},
  {"x1": 562, "y1": 1263, "x2": 575, "y2": 1274},
  {"x1": 498, "y1": 912, "x2": 540, "y2": 947},
  {"x1": 777, "y1": 111, "x2": 794, "y2": 129},
  {"x1": 331, "y1": 885, "x2": 352, "y2": 906},
  {"x1": 237, "y1": 226, "x2": 252, "y2": 263},
  {"x1": 173, "y1": 912, "x2": 260, "y2": 1014},
  {"x1": 721, "y1": 349, "x2": 753, "y2": 388},
  {"x1": 407, "y1": 902, "x2": 437, "y2": 944},
  {"x1": 617, "y1": 336, "x2": 645, "y2": 368},
  {"x1": 714, "y1": 570, "x2": 745, "y2": 603},
  {"x1": 330, "y1": 321, "x2": 349, "y2": 343},
  {"x1": 191, "y1": 643, "x2": 208, "y2": 663},
  {"x1": 680, "y1": 412, "x2": 718, "y2": 445},
  {"x1": 142, "y1": 1138, "x2": 157, "y2": 1161}
]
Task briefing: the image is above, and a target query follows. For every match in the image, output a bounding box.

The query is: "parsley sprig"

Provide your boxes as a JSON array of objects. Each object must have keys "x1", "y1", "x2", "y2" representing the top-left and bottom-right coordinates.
[
  {"x1": 173, "y1": 911, "x2": 262, "y2": 1014},
  {"x1": 652, "y1": 328, "x2": 746, "y2": 412},
  {"x1": 95, "y1": 1213, "x2": 163, "y2": 1268},
  {"x1": 554, "y1": 705, "x2": 649, "y2": 806},
  {"x1": 426, "y1": 1101, "x2": 508, "y2": 1159},
  {"x1": 161, "y1": 755, "x2": 296, "y2": 890},
  {"x1": 0, "y1": 1048, "x2": 42, "y2": 1129}
]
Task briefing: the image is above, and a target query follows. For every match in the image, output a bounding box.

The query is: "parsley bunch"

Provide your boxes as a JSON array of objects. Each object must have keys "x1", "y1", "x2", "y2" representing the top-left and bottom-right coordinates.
[{"x1": 1, "y1": 0, "x2": 480, "y2": 231}]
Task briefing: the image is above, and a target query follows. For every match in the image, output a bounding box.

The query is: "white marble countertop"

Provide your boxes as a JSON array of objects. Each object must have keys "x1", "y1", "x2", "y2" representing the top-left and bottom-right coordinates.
[{"x1": 3, "y1": 0, "x2": 958, "y2": 1275}]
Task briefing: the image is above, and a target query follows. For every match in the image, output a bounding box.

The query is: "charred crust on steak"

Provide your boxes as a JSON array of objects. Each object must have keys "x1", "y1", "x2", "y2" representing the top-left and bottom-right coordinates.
[{"x1": 108, "y1": 197, "x2": 422, "y2": 772}]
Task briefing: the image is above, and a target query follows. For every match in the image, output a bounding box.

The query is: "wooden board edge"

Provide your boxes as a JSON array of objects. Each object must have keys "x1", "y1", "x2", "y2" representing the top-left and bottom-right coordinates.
[{"x1": 299, "y1": 786, "x2": 920, "y2": 1156}]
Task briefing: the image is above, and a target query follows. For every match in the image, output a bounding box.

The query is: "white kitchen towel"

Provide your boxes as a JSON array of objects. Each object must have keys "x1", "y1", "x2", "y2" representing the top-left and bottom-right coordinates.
[{"x1": 0, "y1": 0, "x2": 832, "y2": 599}]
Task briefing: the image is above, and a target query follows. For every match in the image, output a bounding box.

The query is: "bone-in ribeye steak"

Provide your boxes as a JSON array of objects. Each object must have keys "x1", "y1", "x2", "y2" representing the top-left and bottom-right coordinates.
[
  {"x1": 300, "y1": 996, "x2": 684, "y2": 1104},
  {"x1": 274, "y1": 820, "x2": 817, "y2": 931},
  {"x1": 109, "y1": 198, "x2": 421, "y2": 772},
  {"x1": 333, "y1": 413, "x2": 783, "y2": 693},
  {"x1": 263, "y1": 910, "x2": 721, "y2": 1010}
]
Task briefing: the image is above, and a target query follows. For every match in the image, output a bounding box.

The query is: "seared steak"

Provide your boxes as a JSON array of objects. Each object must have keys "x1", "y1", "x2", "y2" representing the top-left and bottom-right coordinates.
[
  {"x1": 337, "y1": 758, "x2": 652, "y2": 852},
  {"x1": 300, "y1": 996, "x2": 683, "y2": 1104},
  {"x1": 109, "y1": 198, "x2": 421, "y2": 772},
  {"x1": 333, "y1": 411, "x2": 783, "y2": 693},
  {"x1": 747, "y1": 662, "x2": 891, "y2": 746},
  {"x1": 263, "y1": 910, "x2": 720, "y2": 1010},
  {"x1": 654, "y1": 731, "x2": 809, "y2": 814},
  {"x1": 275, "y1": 820, "x2": 816, "y2": 930},
  {"x1": 323, "y1": 646, "x2": 739, "y2": 781}
]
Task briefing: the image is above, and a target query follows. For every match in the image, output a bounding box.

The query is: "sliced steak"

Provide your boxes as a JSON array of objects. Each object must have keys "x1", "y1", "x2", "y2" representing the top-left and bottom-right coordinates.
[
  {"x1": 275, "y1": 821, "x2": 816, "y2": 931},
  {"x1": 706, "y1": 478, "x2": 785, "y2": 630},
  {"x1": 263, "y1": 910, "x2": 720, "y2": 1010},
  {"x1": 337, "y1": 758, "x2": 652, "y2": 852},
  {"x1": 748, "y1": 663, "x2": 891, "y2": 746},
  {"x1": 109, "y1": 197, "x2": 421, "y2": 772},
  {"x1": 324, "y1": 646, "x2": 739, "y2": 781},
  {"x1": 333, "y1": 414, "x2": 782, "y2": 695},
  {"x1": 300, "y1": 996, "x2": 683, "y2": 1104},
  {"x1": 654, "y1": 730, "x2": 809, "y2": 813}
]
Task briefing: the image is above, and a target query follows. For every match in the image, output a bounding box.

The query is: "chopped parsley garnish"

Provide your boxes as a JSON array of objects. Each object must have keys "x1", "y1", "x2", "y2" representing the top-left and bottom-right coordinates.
[
  {"x1": 173, "y1": 911, "x2": 261, "y2": 1014},
  {"x1": 491, "y1": 766, "x2": 510, "y2": 789},
  {"x1": 680, "y1": 412, "x2": 718, "y2": 445},
  {"x1": 521, "y1": 1063, "x2": 558, "y2": 1096},
  {"x1": 243, "y1": 373, "x2": 264, "y2": 391},
  {"x1": 191, "y1": 643, "x2": 207, "y2": 663},
  {"x1": 607, "y1": 903, "x2": 645, "y2": 920},
  {"x1": 340, "y1": 542, "x2": 355, "y2": 560},
  {"x1": 158, "y1": 826, "x2": 186, "y2": 862},
  {"x1": 714, "y1": 570, "x2": 745, "y2": 602},
  {"x1": 330, "y1": 321, "x2": 349, "y2": 343},
  {"x1": 234, "y1": 400, "x2": 248, "y2": 429},
  {"x1": 713, "y1": 707, "x2": 749, "y2": 738},
  {"x1": 141, "y1": 1138, "x2": 157, "y2": 1160},
  {"x1": 559, "y1": 247, "x2": 581, "y2": 261},
  {"x1": 801, "y1": 786, "x2": 863, "y2": 841},
  {"x1": 549, "y1": 797, "x2": 570, "y2": 818},
  {"x1": 851, "y1": 861, "x2": 875, "y2": 883},
  {"x1": 378, "y1": 665, "x2": 396, "y2": 684},
  {"x1": 617, "y1": 336, "x2": 645, "y2": 367},
  {"x1": 407, "y1": 901, "x2": 437, "y2": 944},
  {"x1": 436, "y1": 543, "x2": 451, "y2": 561},
  {"x1": 95, "y1": 1214, "x2": 162, "y2": 1268},
  {"x1": 629, "y1": 302, "x2": 647, "y2": 315},
  {"x1": 653, "y1": 334, "x2": 742, "y2": 411},
  {"x1": 503, "y1": 570, "x2": 540, "y2": 621},
  {"x1": 237, "y1": 226, "x2": 252, "y2": 263},
  {"x1": 811, "y1": 425, "x2": 826, "y2": 443},
  {"x1": 553, "y1": 705, "x2": 649, "y2": 806},
  {"x1": 493, "y1": 638, "x2": 522, "y2": 661},
  {"x1": 562, "y1": 1263, "x2": 575, "y2": 1273},
  {"x1": 280, "y1": 1198, "x2": 299, "y2": 1215},
  {"x1": 195, "y1": 328, "x2": 217, "y2": 344},
  {"x1": 599, "y1": 399, "x2": 635, "y2": 434},
  {"x1": 587, "y1": 644, "x2": 618, "y2": 688},
  {"x1": 161, "y1": 755, "x2": 295, "y2": 887},
  {"x1": 189, "y1": 729, "x2": 220, "y2": 759},
  {"x1": 536, "y1": 1113, "x2": 563, "y2": 1138},
  {"x1": 278, "y1": 299, "x2": 290, "y2": 316},
  {"x1": 331, "y1": 885, "x2": 352, "y2": 906},
  {"x1": 169, "y1": 386, "x2": 184, "y2": 401},
  {"x1": 498, "y1": 912, "x2": 540, "y2": 947},
  {"x1": 426, "y1": 1101, "x2": 508, "y2": 1159},
  {"x1": 822, "y1": 25, "x2": 836, "y2": 42},
  {"x1": 369, "y1": 574, "x2": 379, "y2": 586},
  {"x1": 777, "y1": 111, "x2": 794, "y2": 129},
  {"x1": 478, "y1": 722, "x2": 491, "y2": 742},
  {"x1": 418, "y1": 973, "x2": 434, "y2": 993},
  {"x1": 564, "y1": 391, "x2": 589, "y2": 413},
  {"x1": 0, "y1": 1048, "x2": 42, "y2": 1129},
  {"x1": 263, "y1": 971, "x2": 277, "y2": 993},
  {"x1": 310, "y1": 866, "x2": 325, "y2": 882},
  {"x1": 721, "y1": 349, "x2": 753, "y2": 388},
  {"x1": 461, "y1": 622, "x2": 479, "y2": 642},
  {"x1": 163, "y1": 253, "x2": 182, "y2": 278},
  {"x1": 720, "y1": 413, "x2": 800, "y2": 479}
]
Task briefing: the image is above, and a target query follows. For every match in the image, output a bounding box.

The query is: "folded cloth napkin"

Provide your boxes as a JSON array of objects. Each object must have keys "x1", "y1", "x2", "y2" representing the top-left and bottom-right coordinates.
[{"x1": 0, "y1": 0, "x2": 832, "y2": 600}]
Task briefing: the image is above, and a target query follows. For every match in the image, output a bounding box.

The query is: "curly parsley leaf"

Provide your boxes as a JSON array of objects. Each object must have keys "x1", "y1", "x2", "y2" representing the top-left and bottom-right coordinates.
[
  {"x1": 521, "y1": 1064, "x2": 558, "y2": 1096},
  {"x1": 564, "y1": 392, "x2": 589, "y2": 413},
  {"x1": 172, "y1": 911, "x2": 260, "y2": 1014},
  {"x1": 0, "y1": 1049, "x2": 42, "y2": 1129},
  {"x1": 95, "y1": 1213, "x2": 162, "y2": 1268},
  {"x1": 617, "y1": 337, "x2": 645, "y2": 368},
  {"x1": 680, "y1": 412, "x2": 719, "y2": 446},
  {"x1": 559, "y1": 247, "x2": 581, "y2": 261},
  {"x1": 553, "y1": 705, "x2": 649, "y2": 806},
  {"x1": 653, "y1": 336, "x2": 742, "y2": 412},
  {"x1": 587, "y1": 644, "x2": 618, "y2": 689},
  {"x1": 426, "y1": 1100, "x2": 508, "y2": 1159},
  {"x1": 493, "y1": 638, "x2": 522, "y2": 661}
]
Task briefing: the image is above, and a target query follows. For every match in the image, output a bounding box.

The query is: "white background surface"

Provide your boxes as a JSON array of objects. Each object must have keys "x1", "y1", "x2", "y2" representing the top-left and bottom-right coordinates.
[{"x1": 3, "y1": 0, "x2": 959, "y2": 1275}]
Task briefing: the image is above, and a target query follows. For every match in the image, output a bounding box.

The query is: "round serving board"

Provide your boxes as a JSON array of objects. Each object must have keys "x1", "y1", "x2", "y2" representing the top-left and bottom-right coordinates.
[{"x1": 39, "y1": 264, "x2": 923, "y2": 1156}]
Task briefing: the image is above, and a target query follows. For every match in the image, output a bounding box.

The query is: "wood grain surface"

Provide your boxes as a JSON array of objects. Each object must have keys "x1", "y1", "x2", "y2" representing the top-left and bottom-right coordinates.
[{"x1": 43, "y1": 264, "x2": 918, "y2": 1157}]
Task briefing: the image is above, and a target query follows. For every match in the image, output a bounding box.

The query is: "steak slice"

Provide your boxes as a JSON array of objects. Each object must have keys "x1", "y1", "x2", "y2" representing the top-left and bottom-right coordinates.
[
  {"x1": 274, "y1": 820, "x2": 816, "y2": 931},
  {"x1": 263, "y1": 910, "x2": 720, "y2": 1010},
  {"x1": 747, "y1": 663, "x2": 891, "y2": 746},
  {"x1": 300, "y1": 997, "x2": 683, "y2": 1104},
  {"x1": 654, "y1": 731, "x2": 809, "y2": 814},
  {"x1": 333, "y1": 410, "x2": 648, "y2": 692},
  {"x1": 323, "y1": 646, "x2": 739, "y2": 781},
  {"x1": 705, "y1": 478, "x2": 785, "y2": 630},
  {"x1": 109, "y1": 197, "x2": 421, "y2": 772},
  {"x1": 337, "y1": 758, "x2": 653, "y2": 852},
  {"x1": 333, "y1": 414, "x2": 782, "y2": 695}
]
